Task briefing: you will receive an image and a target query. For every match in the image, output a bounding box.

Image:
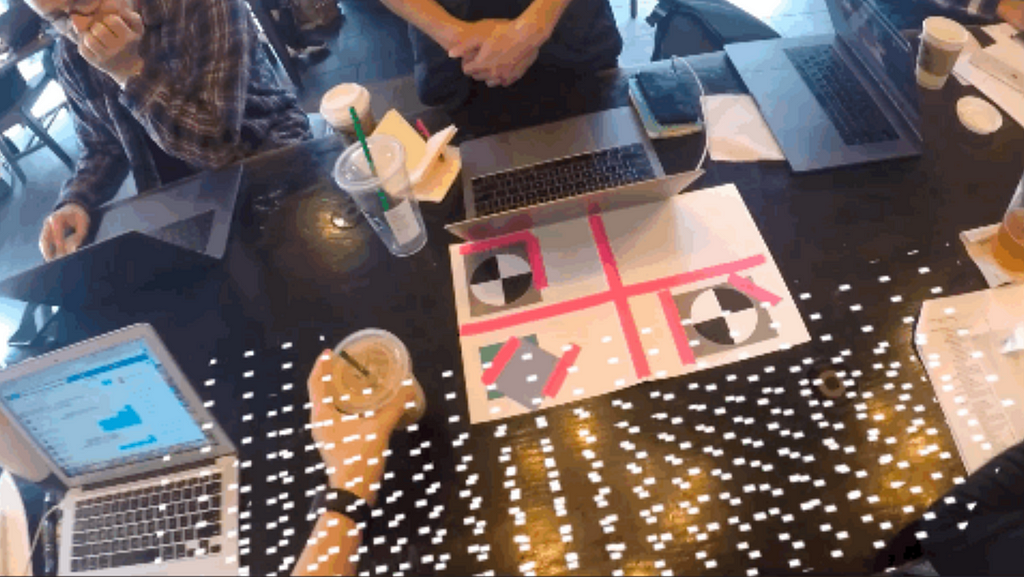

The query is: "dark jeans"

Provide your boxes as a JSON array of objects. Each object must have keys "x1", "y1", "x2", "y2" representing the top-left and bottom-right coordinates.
[{"x1": 409, "y1": 0, "x2": 623, "y2": 111}]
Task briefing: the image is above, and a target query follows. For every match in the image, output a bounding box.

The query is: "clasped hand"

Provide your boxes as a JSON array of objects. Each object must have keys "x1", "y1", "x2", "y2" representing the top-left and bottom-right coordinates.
[
  {"x1": 448, "y1": 18, "x2": 548, "y2": 88},
  {"x1": 77, "y1": 10, "x2": 145, "y2": 87}
]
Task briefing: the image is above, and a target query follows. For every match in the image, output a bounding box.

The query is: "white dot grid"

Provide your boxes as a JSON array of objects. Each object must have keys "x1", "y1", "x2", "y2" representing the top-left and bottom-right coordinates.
[{"x1": 195, "y1": 250, "x2": 984, "y2": 575}]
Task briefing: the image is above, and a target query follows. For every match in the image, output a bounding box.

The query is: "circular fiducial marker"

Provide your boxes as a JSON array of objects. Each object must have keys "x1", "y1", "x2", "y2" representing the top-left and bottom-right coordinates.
[
  {"x1": 957, "y1": 96, "x2": 1002, "y2": 135},
  {"x1": 815, "y1": 369, "x2": 846, "y2": 399}
]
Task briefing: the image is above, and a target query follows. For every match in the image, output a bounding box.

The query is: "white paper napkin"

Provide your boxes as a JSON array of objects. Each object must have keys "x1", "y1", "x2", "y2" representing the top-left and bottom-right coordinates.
[
  {"x1": 703, "y1": 94, "x2": 786, "y2": 163},
  {"x1": 960, "y1": 223, "x2": 1024, "y2": 288}
]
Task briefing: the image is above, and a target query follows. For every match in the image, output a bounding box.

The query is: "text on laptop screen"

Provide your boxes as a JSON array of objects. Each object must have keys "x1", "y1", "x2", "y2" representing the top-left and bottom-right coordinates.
[
  {"x1": 831, "y1": 0, "x2": 920, "y2": 117},
  {"x1": 0, "y1": 339, "x2": 210, "y2": 478}
]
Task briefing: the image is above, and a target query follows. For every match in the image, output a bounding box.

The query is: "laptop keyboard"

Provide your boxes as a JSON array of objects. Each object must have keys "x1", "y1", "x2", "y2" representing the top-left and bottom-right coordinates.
[
  {"x1": 70, "y1": 472, "x2": 223, "y2": 573},
  {"x1": 784, "y1": 45, "x2": 899, "y2": 146},
  {"x1": 471, "y1": 143, "x2": 657, "y2": 217}
]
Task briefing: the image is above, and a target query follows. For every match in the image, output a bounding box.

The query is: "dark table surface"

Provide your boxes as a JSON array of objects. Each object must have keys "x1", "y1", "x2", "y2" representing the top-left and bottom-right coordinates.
[{"x1": 16, "y1": 50, "x2": 1024, "y2": 576}]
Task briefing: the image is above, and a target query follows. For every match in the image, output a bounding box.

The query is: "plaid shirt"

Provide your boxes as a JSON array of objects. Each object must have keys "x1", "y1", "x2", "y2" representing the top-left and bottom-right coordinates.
[{"x1": 54, "y1": 0, "x2": 312, "y2": 213}]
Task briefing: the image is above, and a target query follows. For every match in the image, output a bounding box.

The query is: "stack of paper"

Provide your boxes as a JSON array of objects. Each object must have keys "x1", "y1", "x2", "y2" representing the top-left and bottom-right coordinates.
[{"x1": 916, "y1": 284, "x2": 1024, "y2": 473}]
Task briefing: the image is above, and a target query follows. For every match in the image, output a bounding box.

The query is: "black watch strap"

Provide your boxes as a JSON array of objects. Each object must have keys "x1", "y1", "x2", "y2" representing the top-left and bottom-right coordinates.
[{"x1": 309, "y1": 487, "x2": 373, "y2": 525}]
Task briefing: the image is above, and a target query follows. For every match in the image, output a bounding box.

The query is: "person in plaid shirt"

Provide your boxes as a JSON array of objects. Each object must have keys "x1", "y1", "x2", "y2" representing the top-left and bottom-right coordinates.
[{"x1": 27, "y1": 0, "x2": 312, "y2": 261}]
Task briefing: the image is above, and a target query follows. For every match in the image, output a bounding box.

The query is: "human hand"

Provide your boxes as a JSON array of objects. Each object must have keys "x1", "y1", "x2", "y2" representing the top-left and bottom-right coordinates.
[
  {"x1": 76, "y1": 11, "x2": 145, "y2": 87},
  {"x1": 306, "y1": 349, "x2": 413, "y2": 504},
  {"x1": 998, "y1": 0, "x2": 1024, "y2": 31},
  {"x1": 39, "y1": 203, "x2": 91, "y2": 262},
  {"x1": 449, "y1": 19, "x2": 546, "y2": 87}
]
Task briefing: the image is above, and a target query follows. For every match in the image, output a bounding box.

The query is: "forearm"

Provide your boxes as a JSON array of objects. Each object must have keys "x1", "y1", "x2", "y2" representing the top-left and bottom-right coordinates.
[
  {"x1": 378, "y1": 0, "x2": 468, "y2": 50},
  {"x1": 293, "y1": 512, "x2": 361, "y2": 576},
  {"x1": 518, "y1": 0, "x2": 577, "y2": 41}
]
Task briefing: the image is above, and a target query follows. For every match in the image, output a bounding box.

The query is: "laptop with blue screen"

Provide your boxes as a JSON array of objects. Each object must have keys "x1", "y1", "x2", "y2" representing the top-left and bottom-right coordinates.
[{"x1": 0, "y1": 324, "x2": 239, "y2": 575}]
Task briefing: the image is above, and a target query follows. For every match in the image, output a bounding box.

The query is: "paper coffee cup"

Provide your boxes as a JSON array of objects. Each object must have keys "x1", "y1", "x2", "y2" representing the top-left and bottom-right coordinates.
[
  {"x1": 916, "y1": 17, "x2": 969, "y2": 90},
  {"x1": 320, "y1": 83, "x2": 376, "y2": 138}
]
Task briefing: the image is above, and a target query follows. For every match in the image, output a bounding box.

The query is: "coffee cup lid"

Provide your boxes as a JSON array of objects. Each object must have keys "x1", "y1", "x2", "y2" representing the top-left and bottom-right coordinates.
[
  {"x1": 923, "y1": 16, "x2": 969, "y2": 49},
  {"x1": 321, "y1": 83, "x2": 370, "y2": 125},
  {"x1": 957, "y1": 96, "x2": 1002, "y2": 135}
]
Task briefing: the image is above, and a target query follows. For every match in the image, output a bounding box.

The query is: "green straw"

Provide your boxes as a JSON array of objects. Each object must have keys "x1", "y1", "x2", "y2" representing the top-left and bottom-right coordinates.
[{"x1": 350, "y1": 107, "x2": 390, "y2": 211}]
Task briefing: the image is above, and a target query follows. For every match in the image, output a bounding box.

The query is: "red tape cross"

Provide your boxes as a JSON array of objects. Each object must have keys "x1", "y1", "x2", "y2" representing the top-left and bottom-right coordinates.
[
  {"x1": 658, "y1": 290, "x2": 696, "y2": 366},
  {"x1": 459, "y1": 230, "x2": 548, "y2": 289},
  {"x1": 588, "y1": 212, "x2": 650, "y2": 379}
]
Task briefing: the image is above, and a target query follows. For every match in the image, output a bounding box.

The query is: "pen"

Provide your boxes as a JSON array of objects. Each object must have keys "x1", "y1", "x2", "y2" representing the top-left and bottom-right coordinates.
[
  {"x1": 416, "y1": 118, "x2": 445, "y2": 162},
  {"x1": 415, "y1": 118, "x2": 431, "y2": 140}
]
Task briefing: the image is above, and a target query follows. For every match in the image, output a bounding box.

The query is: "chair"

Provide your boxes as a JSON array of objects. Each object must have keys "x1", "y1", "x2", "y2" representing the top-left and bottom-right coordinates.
[
  {"x1": 645, "y1": 0, "x2": 780, "y2": 61},
  {"x1": 0, "y1": 42, "x2": 74, "y2": 188}
]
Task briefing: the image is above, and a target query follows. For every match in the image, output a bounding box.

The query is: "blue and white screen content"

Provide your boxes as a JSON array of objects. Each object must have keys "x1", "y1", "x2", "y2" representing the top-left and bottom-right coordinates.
[{"x1": 0, "y1": 339, "x2": 210, "y2": 478}]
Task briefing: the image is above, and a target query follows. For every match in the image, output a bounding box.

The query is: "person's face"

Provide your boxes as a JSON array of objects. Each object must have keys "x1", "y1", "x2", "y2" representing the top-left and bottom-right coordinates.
[{"x1": 26, "y1": 0, "x2": 137, "y2": 44}]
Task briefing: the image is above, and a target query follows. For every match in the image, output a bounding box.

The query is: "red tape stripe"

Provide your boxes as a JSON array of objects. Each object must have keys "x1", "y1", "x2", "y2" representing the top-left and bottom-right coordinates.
[
  {"x1": 728, "y1": 273, "x2": 782, "y2": 306},
  {"x1": 481, "y1": 336, "x2": 520, "y2": 385},
  {"x1": 588, "y1": 212, "x2": 650, "y2": 380},
  {"x1": 459, "y1": 231, "x2": 548, "y2": 289},
  {"x1": 658, "y1": 290, "x2": 695, "y2": 366},
  {"x1": 542, "y1": 344, "x2": 581, "y2": 398}
]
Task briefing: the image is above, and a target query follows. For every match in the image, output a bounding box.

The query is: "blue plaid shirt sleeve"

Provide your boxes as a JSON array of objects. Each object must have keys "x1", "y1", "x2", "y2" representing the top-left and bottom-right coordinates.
[
  {"x1": 119, "y1": 0, "x2": 254, "y2": 170},
  {"x1": 55, "y1": 46, "x2": 131, "y2": 212}
]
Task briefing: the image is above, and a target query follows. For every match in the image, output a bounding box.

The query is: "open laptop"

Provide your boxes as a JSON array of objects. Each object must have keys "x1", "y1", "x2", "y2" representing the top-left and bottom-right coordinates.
[
  {"x1": 447, "y1": 106, "x2": 704, "y2": 240},
  {"x1": 0, "y1": 166, "x2": 244, "y2": 306},
  {"x1": 0, "y1": 323, "x2": 239, "y2": 575},
  {"x1": 725, "y1": 0, "x2": 923, "y2": 172}
]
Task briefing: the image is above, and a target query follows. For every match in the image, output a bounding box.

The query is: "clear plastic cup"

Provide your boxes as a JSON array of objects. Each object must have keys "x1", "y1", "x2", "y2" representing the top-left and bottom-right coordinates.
[
  {"x1": 331, "y1": 329, "x2": 426, "y2": 429},
  {"x1": 917, "y1": 17, "x2": 969, "y2": 90},
  {"x1": 993, "y1": 173, "x2": 1024, "y2": 273},
  {"x1": 334, "y1": 135, "x2": 428, "y2": 257}
]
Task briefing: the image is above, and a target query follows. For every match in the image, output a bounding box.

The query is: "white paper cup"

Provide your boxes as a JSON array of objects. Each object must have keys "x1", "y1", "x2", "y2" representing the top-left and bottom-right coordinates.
[
  {"x1": 320, "y1": 83, "x2": 376, "y2": 139},
  {"x1": 916, "y1": 17, "x2": 969, "y2": 90}
]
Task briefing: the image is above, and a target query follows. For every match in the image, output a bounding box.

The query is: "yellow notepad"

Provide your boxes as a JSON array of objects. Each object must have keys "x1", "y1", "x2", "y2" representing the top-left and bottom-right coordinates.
[{"x1": 372, "y1": 110, "x2": 461, "y2": 203}]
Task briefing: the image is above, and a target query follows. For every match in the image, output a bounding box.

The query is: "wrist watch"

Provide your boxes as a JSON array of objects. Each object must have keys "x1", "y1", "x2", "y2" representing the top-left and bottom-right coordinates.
[{"x1": 308, "y1": 486, "x2": 373, "y2": 525}]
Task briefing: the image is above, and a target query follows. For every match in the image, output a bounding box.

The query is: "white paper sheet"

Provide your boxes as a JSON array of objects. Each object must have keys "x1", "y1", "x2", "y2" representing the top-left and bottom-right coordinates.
[
  {"x1": 953, "y1": 24, "x2": 1024, "y2": 128},
  {"x1": 917, "y1": 284, "x2": 1024, "y2": 473},
  {"x1": 703, "y1": 95, "x2": 785, "y2": 163},
  {"x1": 959, "y1": 223, "x2": 1024, "y2": 288},
  {"x1": 450, "y1": 184, "x2": 810, "y2": 424}
]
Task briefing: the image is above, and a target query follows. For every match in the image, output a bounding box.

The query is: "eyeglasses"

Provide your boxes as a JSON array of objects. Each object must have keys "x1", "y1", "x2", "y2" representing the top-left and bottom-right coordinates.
[{"x1": 46, "y1": 0, "x2": 103, "y2": 36}]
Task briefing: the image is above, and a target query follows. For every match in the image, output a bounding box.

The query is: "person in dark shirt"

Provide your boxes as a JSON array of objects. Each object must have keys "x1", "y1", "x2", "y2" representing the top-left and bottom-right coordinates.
[
  {"x1": 379, "y1": 0, "x2": 623, "y2": 111},
  {"x1": 28, "y1": 0, "x2": 312, "y2": 262}
]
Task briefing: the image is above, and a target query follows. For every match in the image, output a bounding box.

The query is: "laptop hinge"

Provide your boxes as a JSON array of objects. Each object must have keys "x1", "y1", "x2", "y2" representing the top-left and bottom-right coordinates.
[
  {"x1": 836, "y1": 29, "x2": 923, "y2": 145},
  {"x1": 80, "y1": 458, "x2": 220, "y2": 494}
]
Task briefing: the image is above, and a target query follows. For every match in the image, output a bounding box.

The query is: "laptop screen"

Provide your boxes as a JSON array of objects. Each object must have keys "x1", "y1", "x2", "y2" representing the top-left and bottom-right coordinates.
[
  {"x1": 0, "y1": 339, "x2": 212, "y2": 478},
  {"x1": 829, "y1": 0, "x2": 920, "y2": 119}
]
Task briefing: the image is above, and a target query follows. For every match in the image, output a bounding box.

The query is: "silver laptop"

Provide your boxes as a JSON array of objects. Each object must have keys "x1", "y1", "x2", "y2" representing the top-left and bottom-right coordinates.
[
  {"x1": 447, "y1": 106, "x2": 703, "y2": 240},
  {"x1": 0, "y1": 324, "x2": 239, "y2": 575},
  {"x1": 725, "y1": 0, "x2": 923, "y2": 172}
]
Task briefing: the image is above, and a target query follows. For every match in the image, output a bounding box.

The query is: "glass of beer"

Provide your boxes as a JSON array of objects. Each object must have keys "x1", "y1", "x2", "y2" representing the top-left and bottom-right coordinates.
[
  {"x1": 993, "y1": 173, "x2": 1024, "y2": 273},
  {"x1": 330, "y1": 329, "x2": 426, "y2": 429}
]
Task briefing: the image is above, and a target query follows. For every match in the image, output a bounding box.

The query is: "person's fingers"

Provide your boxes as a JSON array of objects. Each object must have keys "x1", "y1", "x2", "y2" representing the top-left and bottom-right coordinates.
[
  {"x1": 64, "y1": 211, "x2": 90, "y2": 254},
  {"x1": 102, "y1": 15, "x2": 135, "y2": 41},
  {"x1": 86, "y1": 22, "x2": 116, "y2": 52},
  {"x1": 39, "y1": 220, "x2": 56, "y2": 261},
  {"x1": 78, "y1": 34, "x2": 103, "y2": 63},
  {"x1": 122, "y1": 10, "x2": 145, "y2": 36},
  {"x1": 307, "y1": 349, "x2": 339, "y2": 424}
]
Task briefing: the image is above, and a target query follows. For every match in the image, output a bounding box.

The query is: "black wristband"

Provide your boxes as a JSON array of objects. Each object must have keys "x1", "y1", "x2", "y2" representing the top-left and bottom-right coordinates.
[{"x1": 309, "y1": 486, "x2": 373, "y2": 525}]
